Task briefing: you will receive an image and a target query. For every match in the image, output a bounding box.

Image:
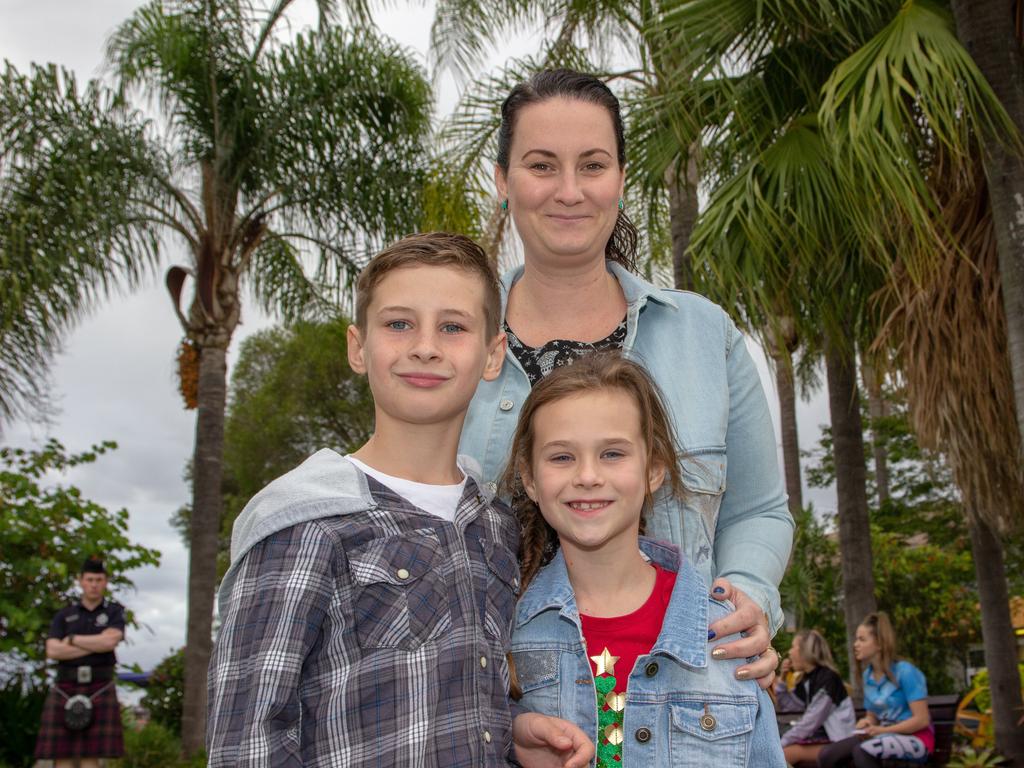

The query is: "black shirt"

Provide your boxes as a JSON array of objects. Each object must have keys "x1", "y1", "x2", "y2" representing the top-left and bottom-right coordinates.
[
  {"x1": 47, "y1": 599, "x2": 126, "y2": 669},
  {"x1": 504, "y1": 315, "x2": 628, "y2": 386}
]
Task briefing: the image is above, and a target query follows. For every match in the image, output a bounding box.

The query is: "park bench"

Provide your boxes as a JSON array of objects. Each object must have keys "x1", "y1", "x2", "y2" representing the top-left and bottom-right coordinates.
[{"x1": 778, "y1": 693, "x2": 959, "y2": 767}]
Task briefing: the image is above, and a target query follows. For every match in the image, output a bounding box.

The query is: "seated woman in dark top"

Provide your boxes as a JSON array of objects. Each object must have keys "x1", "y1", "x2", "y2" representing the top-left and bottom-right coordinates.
[{"x1": 775, "y1": 629, "x2": 856, "y2": 765}]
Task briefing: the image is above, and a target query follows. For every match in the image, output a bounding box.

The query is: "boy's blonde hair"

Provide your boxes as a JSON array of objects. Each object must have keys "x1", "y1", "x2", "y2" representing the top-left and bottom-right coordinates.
[{"x1": 354, "y1": 232, "x2": 502, "y2": 339}]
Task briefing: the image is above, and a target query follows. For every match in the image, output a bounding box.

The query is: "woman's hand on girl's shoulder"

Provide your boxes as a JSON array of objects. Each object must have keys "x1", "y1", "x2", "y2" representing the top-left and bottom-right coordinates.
[{"x1": 706, "y1": 577, "x2": 777, "y2": 689}]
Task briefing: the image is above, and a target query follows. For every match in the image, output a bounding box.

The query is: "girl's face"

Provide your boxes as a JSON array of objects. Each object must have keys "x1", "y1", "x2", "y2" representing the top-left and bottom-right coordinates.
[
  {"x1": 522, "y1": 388, "x2": 665, "y2": 558},
  {"x1": 495, "y1": 97, "x2": 625, "y2": 271},
  {"x1": 853, "y1": 624, "x2": 879, "y2": 664}
]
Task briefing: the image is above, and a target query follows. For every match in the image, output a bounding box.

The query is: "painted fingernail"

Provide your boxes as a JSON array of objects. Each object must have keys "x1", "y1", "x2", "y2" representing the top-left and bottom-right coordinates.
[
  {"x1": 707, "y1": 630, "x2": 717, "y2": 640},
  {"x1": 711, "y1": 647, "x2": 727, "y2": 659},
  {"x1": 736, "y1": 668, "x2": 751, "y2": 679},
  {"x1": 712, "y1": 587, "x2": 726, "y2": 595}
]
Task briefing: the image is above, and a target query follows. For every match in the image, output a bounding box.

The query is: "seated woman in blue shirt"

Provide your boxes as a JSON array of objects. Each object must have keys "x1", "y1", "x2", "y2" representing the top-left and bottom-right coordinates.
[
  {"x1": 818, "y1": 612, "x2": 933, "y2": 766},
  {"x1": 502, "y1": 353, "x2": 784, "y2": 768}
]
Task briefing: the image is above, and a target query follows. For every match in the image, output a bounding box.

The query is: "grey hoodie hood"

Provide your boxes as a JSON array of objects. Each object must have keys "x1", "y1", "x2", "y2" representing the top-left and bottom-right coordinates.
[{"x1": 218, "y1": 448, "x2": 490, "y2": 613}]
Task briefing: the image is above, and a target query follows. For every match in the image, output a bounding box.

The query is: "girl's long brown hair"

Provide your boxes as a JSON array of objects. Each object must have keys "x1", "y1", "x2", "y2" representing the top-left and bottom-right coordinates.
[
  {"x1": 501, "y1": 352, "x2": 686, "y2": 697},
  {"x1": 858, "y1": 611, "x2": 899, "y2": 684}
]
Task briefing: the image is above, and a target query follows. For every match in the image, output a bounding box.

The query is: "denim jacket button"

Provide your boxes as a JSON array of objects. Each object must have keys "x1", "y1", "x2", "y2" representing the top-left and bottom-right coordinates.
[
  {"x1": 644, "y1": 662, "x2": 659, "y2": 677},
  {"x1": 499, "y1": 399, "x2": 514, "y2": 411},
  {"x1": 634, "y1": 727, "x2": 652, "y2": 743}
]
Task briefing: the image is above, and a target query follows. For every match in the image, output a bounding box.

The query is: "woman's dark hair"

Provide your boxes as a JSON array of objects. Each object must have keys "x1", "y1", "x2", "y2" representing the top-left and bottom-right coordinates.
[{"x1": 496, "y1": 68, "x2": 639, "y2": 273}]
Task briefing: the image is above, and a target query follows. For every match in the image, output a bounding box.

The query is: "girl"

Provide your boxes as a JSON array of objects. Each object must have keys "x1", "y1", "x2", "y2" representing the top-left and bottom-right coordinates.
[
  {"x1": 818, "y1": 612, "x2": 933, "y2": 767},
  {"x1": 775, "y1": 629, "x2": 856, "y2": 765},
  {"x1": 502, "y1": 353, "x2": 784, "y2": 767}
]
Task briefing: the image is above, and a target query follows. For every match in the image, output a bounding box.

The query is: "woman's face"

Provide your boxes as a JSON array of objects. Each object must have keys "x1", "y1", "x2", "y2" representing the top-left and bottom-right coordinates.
[
  {"x1": 495, "y1": 97, "x2": 625, "y2": 270},
  {"x1": 854, "y1": 624, "x2": 879, "y2": 664}
]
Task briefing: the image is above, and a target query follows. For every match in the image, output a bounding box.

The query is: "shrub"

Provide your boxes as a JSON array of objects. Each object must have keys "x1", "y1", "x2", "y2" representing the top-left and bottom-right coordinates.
[
  {"x1": 117, "y1": 722, "x2": 180, "y2": 768},
  {"x1": 143, "y1": 648, "x2": 184, "y2": 736},
  {"x1": 0, "y1": 674, "x2": 47, "y2": 768}
]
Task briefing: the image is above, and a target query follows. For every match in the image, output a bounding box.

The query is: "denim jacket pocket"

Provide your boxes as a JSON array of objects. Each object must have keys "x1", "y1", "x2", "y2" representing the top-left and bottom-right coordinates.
[
  {"x1": 348, "y1": 529, "x2": 448, "y2": 650},
  {"x1": 680, "y1": 449, "x2": 727, "y2": 547},
  {"x1": 511, "y1": 649, "x2": 562, "y2": 718},
  {"x1": 481, "y1": 536, "x2": 520, "y2": 644},
  {"x1": 670, "y1": 699, "x2": 755, "y2": 766}
]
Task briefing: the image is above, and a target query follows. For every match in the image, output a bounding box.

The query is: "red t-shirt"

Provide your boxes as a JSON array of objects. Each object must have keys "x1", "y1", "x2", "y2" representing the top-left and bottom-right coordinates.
[{"x1": 580, "y1": 565, "x2": 677, "y2": 766}]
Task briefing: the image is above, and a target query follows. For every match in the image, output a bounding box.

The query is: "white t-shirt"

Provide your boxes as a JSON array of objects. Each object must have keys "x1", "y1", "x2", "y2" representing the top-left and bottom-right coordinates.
[{"x1": 345, "y1": 455, "x2": 466, "y2": 522}]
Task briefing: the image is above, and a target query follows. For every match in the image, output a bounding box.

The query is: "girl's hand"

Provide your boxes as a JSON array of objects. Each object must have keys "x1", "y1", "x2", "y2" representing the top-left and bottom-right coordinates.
[
  {"x1": 863, "y1": 724, "x2": 885, "y2": 737},
  {"x1": 855, "y1": 718, "x2": 873, "y2": 730},
  {"x1": 513, "y1": 712, "x2": 595, "y2": 768},
  {"x1": 707, "y1": 578, "x2": 777, "y2": 689}
]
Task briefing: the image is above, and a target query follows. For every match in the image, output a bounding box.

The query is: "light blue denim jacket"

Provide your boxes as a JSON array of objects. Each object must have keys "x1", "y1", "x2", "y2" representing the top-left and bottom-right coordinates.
[
  {"x1": 460, "y1": 262, "x2": 793, "y2": 631},
  {"x1": 511, "y1": 538, "x2": 786, "y2": 768}
]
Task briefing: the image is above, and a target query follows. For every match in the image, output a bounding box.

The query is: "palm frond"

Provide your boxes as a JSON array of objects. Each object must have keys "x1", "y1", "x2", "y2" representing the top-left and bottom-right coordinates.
[
  {"x1": 0, "y1": 62, "x2": 169, "y2": 420},
  {"x1": 820, "y1": 0, "x2": 1021, "y2": 280},
  {"x1": 252, "y1": 26, "x2": 432, "y2": 253}
]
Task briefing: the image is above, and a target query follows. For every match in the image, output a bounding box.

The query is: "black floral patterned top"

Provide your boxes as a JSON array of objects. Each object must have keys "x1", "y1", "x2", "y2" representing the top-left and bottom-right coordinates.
[{"x1": 505, "y1": 317, "x2": 628, "y2": 386}]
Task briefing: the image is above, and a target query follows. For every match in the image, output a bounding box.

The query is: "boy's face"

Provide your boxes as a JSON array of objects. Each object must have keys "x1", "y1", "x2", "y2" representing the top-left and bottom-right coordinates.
[{"x1": 348, "y1": 264, "x2": 505, "y2": 431}]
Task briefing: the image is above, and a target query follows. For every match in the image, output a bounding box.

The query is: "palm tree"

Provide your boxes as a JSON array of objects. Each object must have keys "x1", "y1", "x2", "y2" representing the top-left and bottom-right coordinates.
[
  {"x1": 659, "y1": 0, "x2": 1022, "y2": 754},
  {"x1": 1, "y1": 0, "x2": 433, "y2": 753},
  {"x1": 949, "y1": 0, "x2": 1024, "y2": 456}
]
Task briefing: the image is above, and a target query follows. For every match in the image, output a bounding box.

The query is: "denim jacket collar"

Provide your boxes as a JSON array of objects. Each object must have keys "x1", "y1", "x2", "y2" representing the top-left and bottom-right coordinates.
[
  {"x1": 500, "y1": 262, "x2": 679, "y2": 315},
  {"x1": 515, "y1": 536, "x2": 709, "y2": 669}
]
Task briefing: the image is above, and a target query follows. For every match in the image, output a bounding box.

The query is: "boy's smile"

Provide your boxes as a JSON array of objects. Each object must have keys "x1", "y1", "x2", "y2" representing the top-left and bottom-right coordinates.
[{"x1": 348, "y1": 264, "x2": 505, "y2": 433}]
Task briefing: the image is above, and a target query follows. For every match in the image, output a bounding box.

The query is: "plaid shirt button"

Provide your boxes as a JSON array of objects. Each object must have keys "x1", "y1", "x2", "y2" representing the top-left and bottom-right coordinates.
[
  {"x1": 480, "y1": 656, "x2": 488, "y2": 668},
  {"x1": 396, "y1": 568, "x2": 410, "y2": 580},
  {"x1": 484, "y1": 731, "x2": 492, "y2": 743}
]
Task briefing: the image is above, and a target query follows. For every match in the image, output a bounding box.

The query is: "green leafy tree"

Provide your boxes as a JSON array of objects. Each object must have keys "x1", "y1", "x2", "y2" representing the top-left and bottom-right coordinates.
[
  {"x1": 0, "y1": 440, "x2": 161, "y2": 671},
  {"x1": 1, "y1": 0, "x2": 434, "y2": 752}
]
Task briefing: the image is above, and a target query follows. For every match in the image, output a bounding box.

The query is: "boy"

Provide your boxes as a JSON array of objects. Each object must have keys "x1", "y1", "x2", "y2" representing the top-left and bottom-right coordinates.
[{"x1": 207, "y1": 233, "x2": 592, "y2": 767}]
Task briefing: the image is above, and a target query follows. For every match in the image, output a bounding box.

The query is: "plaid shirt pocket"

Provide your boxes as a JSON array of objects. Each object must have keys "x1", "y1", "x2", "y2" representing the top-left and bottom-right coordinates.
[
  {"x1": 481, "y1": 536, "x2": 519, "y2": 645},
  {"x1": 348, "y1": 529, "x2": 448, "y2": 650}
]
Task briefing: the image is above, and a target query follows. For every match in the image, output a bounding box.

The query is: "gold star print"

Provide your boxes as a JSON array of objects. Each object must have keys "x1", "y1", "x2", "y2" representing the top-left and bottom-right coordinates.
[{"x1": 590, "y1": 647, "x2": 620, "y2": 676}]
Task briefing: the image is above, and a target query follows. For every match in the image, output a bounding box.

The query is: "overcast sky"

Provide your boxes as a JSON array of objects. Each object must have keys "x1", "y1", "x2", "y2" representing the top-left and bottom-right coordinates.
[{"x1": 2, "y1": 0, "x2": 834, "y2": 674}]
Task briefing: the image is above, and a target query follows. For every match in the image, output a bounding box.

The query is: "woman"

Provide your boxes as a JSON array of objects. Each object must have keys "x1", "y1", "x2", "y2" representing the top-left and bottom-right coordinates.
[
  {"x1": 459, "y1": 68, "x2": 793, "y2": 678},
  {"x1": 775, "y1": 630, "x2": 856, "y2": 765},
  {"x1": 817, "y1": 613, "x2": 933, "y2": 767}
]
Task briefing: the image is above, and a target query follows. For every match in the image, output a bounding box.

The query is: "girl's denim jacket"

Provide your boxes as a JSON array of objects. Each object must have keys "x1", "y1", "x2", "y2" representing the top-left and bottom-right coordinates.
[
  {"x1": 511, "y1": 538, "x2": 786, "y2": 768},
  {"x1": 460, "y1": 262, "x2": 793, "y2": 633}
]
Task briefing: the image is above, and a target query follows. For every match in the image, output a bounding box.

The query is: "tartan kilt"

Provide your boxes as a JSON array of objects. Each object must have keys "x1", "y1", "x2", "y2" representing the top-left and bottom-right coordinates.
[{"x1": 34, "y1": 679, "x2": 124, "y2": 758}]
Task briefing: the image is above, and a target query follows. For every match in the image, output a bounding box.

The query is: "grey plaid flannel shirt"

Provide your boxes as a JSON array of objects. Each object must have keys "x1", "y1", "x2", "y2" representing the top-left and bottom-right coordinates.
[{"x1": 208, "y1": 475, "x2": 520, "y2": 767}]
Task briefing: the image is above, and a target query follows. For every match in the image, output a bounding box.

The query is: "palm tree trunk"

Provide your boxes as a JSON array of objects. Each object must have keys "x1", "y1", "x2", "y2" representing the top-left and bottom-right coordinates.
[
  {"x1": 968, "y1": 514, "x2": 1024, "y2": 765},
  {"x1": 773, "y1": 346, "x2": 803, "y2": 514},
  {"x1": 181, "y1": 342, "x2": 228, "y2": 756},
  {"x1": 825, "y1": 339, "x2": 877, "y2": 698},
  {"x1": 666, "y1": 146, "x2": 700, "y2": 291},
  {"x1": 950, "y1": 0, "x2": 1024, "y2": 452},
  {"x1": 861, "y1": 361, "x2": 890, "y2": 505}
]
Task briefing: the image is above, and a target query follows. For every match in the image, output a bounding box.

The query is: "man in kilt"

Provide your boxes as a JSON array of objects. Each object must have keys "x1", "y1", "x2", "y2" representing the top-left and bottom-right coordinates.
[{"x1": 35, "y1": 557, "x2": 126, "y2": 767}]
